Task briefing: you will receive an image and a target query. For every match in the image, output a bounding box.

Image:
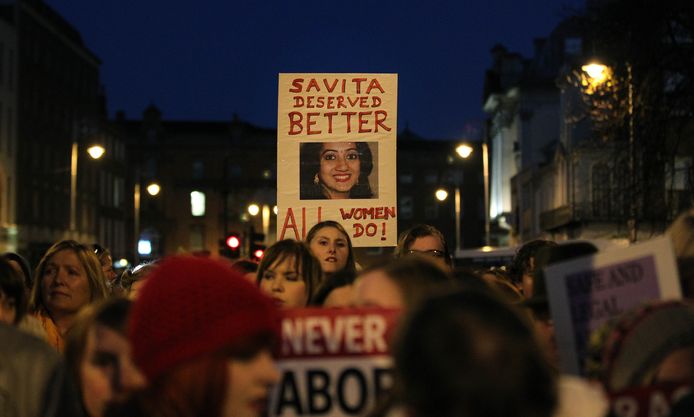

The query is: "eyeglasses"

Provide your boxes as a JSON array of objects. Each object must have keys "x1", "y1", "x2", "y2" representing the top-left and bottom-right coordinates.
[{"x1": 405, "y1": 249, "x2": 445, "y2": 259}]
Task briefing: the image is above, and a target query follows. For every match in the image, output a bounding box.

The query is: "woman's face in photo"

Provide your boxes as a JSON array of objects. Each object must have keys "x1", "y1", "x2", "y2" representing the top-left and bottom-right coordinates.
[{"x1": 318, "y1": 142, "x2": 360, "y2": 199}]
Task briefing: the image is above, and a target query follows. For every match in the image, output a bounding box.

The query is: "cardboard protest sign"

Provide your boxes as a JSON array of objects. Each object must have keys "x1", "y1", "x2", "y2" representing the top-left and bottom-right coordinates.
[
  {"x1": 269, "y1": 308, "x2": 400, "y2": 417},
  {"x1": 544, "y1": 237, "x2": 682, "y2": 375},
  {"x1": 276, "y1": 74, "x2": 398, "y2": 246}
]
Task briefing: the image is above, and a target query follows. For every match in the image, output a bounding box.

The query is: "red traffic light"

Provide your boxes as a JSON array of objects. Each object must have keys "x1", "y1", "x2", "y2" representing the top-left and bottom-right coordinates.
[
  {"x1": 226, "y1": 235, "x2": 241, "y2": 249},
  {"x1": 253, "y1": 248, "x2": 265, "y2": 260}
]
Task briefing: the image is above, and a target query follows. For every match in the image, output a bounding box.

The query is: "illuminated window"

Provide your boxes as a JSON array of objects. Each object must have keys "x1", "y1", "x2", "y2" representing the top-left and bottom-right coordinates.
[{"x1": 190, "y1": 191, "x2": 206, "y2": 217}]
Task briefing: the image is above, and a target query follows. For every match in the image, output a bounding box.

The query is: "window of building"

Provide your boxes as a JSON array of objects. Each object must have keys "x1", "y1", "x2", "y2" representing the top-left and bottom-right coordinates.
[
  {"x1": 592, "y1": 163, "x2": 611, "y2": 218},
  {"x1": 190, "y1": 225, "x2": 205, "y2": 252},
  {"x1": 424, "y1": 171, "x2": 438, "y2": 184},
  {"x1": 424, "y1": 204, "x2": 439, "y2": 220},
  {"x1": 399, "y1": 172, "x2": 414, "y2": 184},
  {"x1": 191, "y1": 191, "x2": 206, "y2": 217},
  {"x1": 399, "y1": 195, "x2": 414, "y2": 219},
  {"x1": 192, "y1": 160, "x2": 205, "y2": 179},
  {"x1": 564, "y1": 37, "x2": 582, "y2": 56}
]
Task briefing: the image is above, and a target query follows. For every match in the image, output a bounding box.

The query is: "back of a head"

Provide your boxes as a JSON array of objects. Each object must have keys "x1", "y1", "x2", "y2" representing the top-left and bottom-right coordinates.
[
  {"x1": 0, "y1": 256, "x2": 27, "y2": 324},
  {"x1": 668, "y1": 208, "x2": 694, "y2": 259},
  {"x1": 509, "y1": 239, "x2": 558, "y2": 284},
  {"x1": 394, "y1": 289, "x2": 557, "y2": 417}
]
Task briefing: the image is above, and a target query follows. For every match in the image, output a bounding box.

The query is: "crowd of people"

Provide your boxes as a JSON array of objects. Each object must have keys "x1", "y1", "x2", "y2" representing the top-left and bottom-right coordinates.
[{"x1": 2, "y1": 209, "x2": 694, "y2": 417}]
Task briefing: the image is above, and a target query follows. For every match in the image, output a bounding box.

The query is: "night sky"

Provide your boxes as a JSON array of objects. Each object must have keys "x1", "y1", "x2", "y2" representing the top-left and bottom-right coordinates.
[{"x1": 46, "y1": 0, "x2": 584, "y2": 140}]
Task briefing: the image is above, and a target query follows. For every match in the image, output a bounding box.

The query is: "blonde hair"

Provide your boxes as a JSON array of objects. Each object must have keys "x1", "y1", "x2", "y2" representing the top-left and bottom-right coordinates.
[
  {"x1": 29, "y1": 240, "x2": 108, "y2": 311},
  {"x1": 667, "y1": 208, "x2": 694, "y2": 259}
]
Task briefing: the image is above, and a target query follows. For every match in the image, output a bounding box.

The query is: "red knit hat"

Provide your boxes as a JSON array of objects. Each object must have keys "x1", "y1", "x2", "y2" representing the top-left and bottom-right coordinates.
[{"x1": 128, "y1": 255, "x2": 279, "y2": 383}]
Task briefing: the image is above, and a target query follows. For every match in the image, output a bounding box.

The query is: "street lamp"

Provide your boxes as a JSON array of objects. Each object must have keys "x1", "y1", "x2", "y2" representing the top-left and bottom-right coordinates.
[
  {"x1": 134, "y1": 180, "x2": 161, "y2": 263},
  {"x1": 248, "y1": 204, "x2": 260, "y2": 216},
  {"x1": 435, "y1": 188, "x2": 449, "y2": 201},
  {"x1": 453, "y1": 143, "x2": 473, "y2": 253},
  {"x1": 70, "y1": 142, "x2": 105, "y2": 234},
  {"x1": 582, "y1": 60, "x2": 636, "y2": 242}
]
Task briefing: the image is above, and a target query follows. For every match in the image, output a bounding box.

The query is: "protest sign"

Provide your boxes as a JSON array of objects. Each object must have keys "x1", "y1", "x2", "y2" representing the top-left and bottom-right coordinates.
[
  {"x1": 276, "y1": 74, "x2": 398, "y2": 246},
  {"x1": 269, "y1": 308, "x2": 400, "y2": 417},
  {"x1": 544, "y1": 237, "x2": 682, "y2": 375}
]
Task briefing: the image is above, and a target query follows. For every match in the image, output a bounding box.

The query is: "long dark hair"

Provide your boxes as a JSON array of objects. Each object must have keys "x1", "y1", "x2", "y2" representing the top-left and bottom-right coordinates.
[
  {"x1": 300, "y1": 142, "x2": 374, "y2": 199},
  {"x1": 255, "y1": 240, "x2": 323, "y2": 305}
]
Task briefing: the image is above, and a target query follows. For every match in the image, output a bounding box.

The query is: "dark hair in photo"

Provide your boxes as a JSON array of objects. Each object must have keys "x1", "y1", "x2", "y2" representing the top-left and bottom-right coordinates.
[
  {"x1": 300, "y1": 142, "x2": 374, "y2": 199},
  {"x1": 394, "y1": 224, "x2": 452, "y2": 267},
  {"x1": 0, "y1": 256, "x2": 27, "y2": 324},
  {"x1": 256, "y1": 239, "x2": 323, "y2": 305}
]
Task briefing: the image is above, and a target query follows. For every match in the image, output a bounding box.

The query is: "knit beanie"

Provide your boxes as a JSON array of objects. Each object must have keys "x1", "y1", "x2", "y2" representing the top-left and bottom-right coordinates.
[
  {"x1": 586, "y1": 300, "x2": 694, "y2": 391},
  {"x1": 128, "y1": 255, "x2": 279, "y2": 383}
]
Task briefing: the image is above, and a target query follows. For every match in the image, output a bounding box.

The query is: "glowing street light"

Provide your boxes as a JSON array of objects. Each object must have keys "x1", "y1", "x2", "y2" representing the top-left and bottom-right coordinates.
[
  {"x1": 248, "y1": 204, "x2": 260, "y2": 216},
  {"x1": 87, "y1": 145, "x2": 106, "y2": 159},
  {"x1": 146, "y1": 182, "x2": 161, "y2": 196},
  {"x1": 455, "y1": 143, "x2": 473, "y2": 159},
  {"x1": 435, "y1": 188, "x2": 449, "y2": 201}
]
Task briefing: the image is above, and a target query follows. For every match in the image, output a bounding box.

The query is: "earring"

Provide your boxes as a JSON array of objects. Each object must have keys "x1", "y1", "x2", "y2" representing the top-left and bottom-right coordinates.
[{"x1": 313, "y1": 173, "x2": 320, "y2": 185}]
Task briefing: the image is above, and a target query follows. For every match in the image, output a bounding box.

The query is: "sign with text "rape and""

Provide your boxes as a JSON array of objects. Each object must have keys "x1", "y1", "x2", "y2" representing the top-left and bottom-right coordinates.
[
  {"x1": 269, "y1": 308, "x2": 400, "y2": 417},
  {"x1": 545, "y1": 237, "x2": 682, "y2": 375},
  {"x1": 276, "y1": 74, "x2": 398, "y2": 246}
]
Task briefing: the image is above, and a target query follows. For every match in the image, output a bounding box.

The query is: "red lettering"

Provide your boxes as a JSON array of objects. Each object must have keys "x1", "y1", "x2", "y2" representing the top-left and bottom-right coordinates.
[
  {"x1": 306, "y1": 79, "x2": 320, "y2": 92},
  {"x1": 352, "y1": 78, "x2": 367, "y2": 93},
  {"x1": 305, "y1": 96, "x2": 314, "y2": 108},
  {"x1": 306, "y1": 112, "x2": 321, "y2": 135},
  {"x1": 358, "y1": 111, "x2": 372, "y2": 133},
  {"x1": 340, "y1": 208, "x2": 355, "y2": 220},
  {"x1": 337, "y1": 96, "x2": 346, "y2": 108},
  {"x1": 372, "y1": 96, "x2": 382, "y2": 107},
  {"x1": 348, "y1": 96, "x2": 360, "y2": 107},
  {"x1": 343, "y1": 112, "x2": 356, "y2": 133},
  {"x1": 289, "y1": 78, "x2": 303, "y2": 93},
  {"x1": 359, "y1": 97, "x2": 368, "y2": 107},
  {"x1": 280, "y1": 208, "x2": 299, "y2": 240},
  {"x1": 324, "y1": 112, "x2": 338, "y2": 134},
  {"x1": 288, "y1": 112, "x2": 303, "y2": 135},
  {"x1": 324, "y1": 79, "x2": 339, "y2": 93},
  {"x1": 385, "y1": 206, "x2": 396, "y2": 218},
  {"x1": 375, "y1": 110, "x2": 391, "y2": 132},
  {"x1": 316, "y1": 97, "x2": 325, "y2": 108},
  {"x1": 366, "y1": 78, "x2": 385, "y2": 94},
  {"x1": 381, "y1": 222, "x2": 386, "y2": 241},
  {"x1": 293, "y1": 96, "x2": 304, "y2": 107},
  {"x1": 353, "y1": 223, "x2": 364, "y2": 238},
  {"x1": 365, "y1": 223, "x2": 377, "y2": 237},
  {"x1": 375, "y1": 207, "x2": 384, "y2": 219}
]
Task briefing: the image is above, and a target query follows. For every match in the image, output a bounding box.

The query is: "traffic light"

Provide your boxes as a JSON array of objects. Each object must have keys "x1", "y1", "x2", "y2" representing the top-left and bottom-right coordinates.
[
  {"x1": 220, "y1": 231, "x2": 242, "y2": 259},
  {"x1": 249, "y1": 231, "x2": 265, "y2": 261}
]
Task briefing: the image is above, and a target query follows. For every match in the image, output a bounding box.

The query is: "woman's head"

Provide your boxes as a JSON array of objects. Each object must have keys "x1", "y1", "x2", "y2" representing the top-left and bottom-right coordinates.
[
  {"x1": 394, "y1": 224, "x2": 452, "y2": 269},
  {"x1": 300, "y1": 141, "x2": 374, "y2": 199},
  {"x1": 256, "y1": 239, "x2": 322, "y2": 308},
  {"x1": 354, "y1": 257, "x2": 453, "y2": 309},
  {"x1": 128, "y1": 256, "x2": 280, "y2": 417},
  {"x1": 30, "y1": 240, "x2": 108, "y2": 316},
  {"x1": 306, "y1": 221, "x2": 356, "y2": 276},
  {"x1": 65, "y1": 297, "x2": 146, "y2": 417},
  {"x1": 0, "y1": 256, "x2": 26, "y2": 324},
  {"x1": 393, "y1": 289, "x2": 557, "y2": 417}
]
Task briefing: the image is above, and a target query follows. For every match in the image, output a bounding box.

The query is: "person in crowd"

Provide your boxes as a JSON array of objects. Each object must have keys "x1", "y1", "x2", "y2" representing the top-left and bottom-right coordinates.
[
  {"x1": 509, "y1": 239, "x2": 557, "y2": 297},
  {"x1": 300, "y1": 141, "x2": 374, "y2": 199},
  {"x1": 354, "y1": 257, "x2": 454, "y2": 309},
  {"x1": 480, "y1": 267, "x2": 524, "y2": 303},
  {"x1": 523, "y1": 241, "x2": 598, "y2": 370},
  {"x1": 65, "y1": 297, "x2": 146, "y2": 417},
  {"x1": 3, "y1": 251, "x2": 33, "y2": 295},
  {"x1": 231, "y1": 258, "x2": 260, "y2": 283},
  {"x1": 310, "y1": 268, "x2": 357, "y2": 307},
  {"x1": 306, "y1": 220, "x2": 357, "y2": 278},
  {"x1": 29, "y1": 240, "x2": 108, "y2": 351},
  {"x1": 667, "y1": 208, "x2": 694, "y2": 298},
  {"x1": 256, "y1": 239, "x2": 323, "y2": 308},
  {"x1": 108, "y1": 255, "x2": 280, "y2": 417},
  {"x1": 92, "y1": 244, "x2": 118, "y2": 286},
  {"x1": 394, "y1": 224, "x2": 452, "y2": 270},
  {"x1": 1, "y1": 256, "x2": 85, "y2": 417},
  {"x1": 587, "y1": 300, "x2": 694, "y2": 391},
  {"x1": 118, "y1": 261, "x2": 158, "y2": 300},
  {"x1": 385, "y1": 288, "x2": 557, "y2": 417}
]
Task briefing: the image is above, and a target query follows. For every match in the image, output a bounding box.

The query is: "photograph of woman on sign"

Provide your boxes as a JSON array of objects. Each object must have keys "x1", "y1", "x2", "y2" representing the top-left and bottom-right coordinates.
[{"x1": 300, "y1": 141, "x2": 377, "y2": 200}]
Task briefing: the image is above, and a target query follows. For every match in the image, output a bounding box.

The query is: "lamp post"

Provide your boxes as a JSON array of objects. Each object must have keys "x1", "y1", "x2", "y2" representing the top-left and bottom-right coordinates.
[
  {"x1": 69, "y1": 141, "x2": 105, "y2": 235},
  {"x1": 134, "y1": 180, "x2": 160, "y2": 263},
  {"x1": 581, "y1": 60, "x2": 637, "y2": 242},
  {"x1": 435, "y1": 143, "x2": 474, "y2": 254}
]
